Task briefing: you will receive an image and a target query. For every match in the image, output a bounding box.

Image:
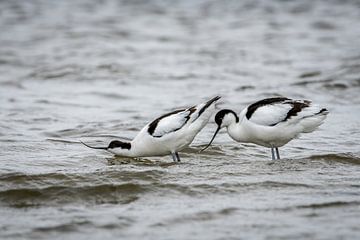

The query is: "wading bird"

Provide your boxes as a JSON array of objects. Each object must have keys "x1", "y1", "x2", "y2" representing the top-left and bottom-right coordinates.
[
  {"x1": 82, "y1": 96, "x2": 221, "y2": 162},
  {"x1": 202, "y1": 97, "x2": 328, "y2": 160}
]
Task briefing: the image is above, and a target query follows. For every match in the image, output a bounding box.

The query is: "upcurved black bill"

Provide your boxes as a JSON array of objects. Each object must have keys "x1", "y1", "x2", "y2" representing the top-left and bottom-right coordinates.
[
  {"x1": 200, "y1": 126, "x2": 221, "y2": 152},
  {"x1": 80, "y1": 141, "x2": 108, "y2": 150}
]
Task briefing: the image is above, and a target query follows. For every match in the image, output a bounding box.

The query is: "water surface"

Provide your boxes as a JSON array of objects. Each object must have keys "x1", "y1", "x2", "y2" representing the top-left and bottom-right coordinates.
[{"x1": 1, "y1": 0, "x2": 360, "y2": 239}]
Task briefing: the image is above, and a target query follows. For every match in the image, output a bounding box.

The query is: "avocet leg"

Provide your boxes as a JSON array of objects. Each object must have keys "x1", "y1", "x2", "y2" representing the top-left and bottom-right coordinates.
[
  {"x1": 171, "y1": 152, "x2": 177, "y2": 162},
  {"x1": 275, "y1": 147, "x2": 280, "y2": 160},
  {"x1": 271, "y1": 148, "x2": 275, "y2": 160},
  {"x1": 175, "y1": 152, "x2": 180, "y2": 162}
]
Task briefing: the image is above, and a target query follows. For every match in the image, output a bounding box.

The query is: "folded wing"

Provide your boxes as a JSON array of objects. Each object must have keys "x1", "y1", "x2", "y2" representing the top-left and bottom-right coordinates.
[
  {"x1": 148, "y1": 108, "x2": 196, "y2": 138},
  {"x1": 247, "y1": 98, "x2": 311, "y2": 126}
]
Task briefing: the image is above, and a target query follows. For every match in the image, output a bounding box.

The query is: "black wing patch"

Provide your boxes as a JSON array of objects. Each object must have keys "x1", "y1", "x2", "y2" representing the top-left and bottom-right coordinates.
[
  {"x1": 282, "y1": 100, "x2": 310, "y2": 123},
  {"x1": 198, "y1": 96, "x2": 221, "y2": 117},
  {"x1": 148, "y1": 109, "x2": 185, "y2": 136}
]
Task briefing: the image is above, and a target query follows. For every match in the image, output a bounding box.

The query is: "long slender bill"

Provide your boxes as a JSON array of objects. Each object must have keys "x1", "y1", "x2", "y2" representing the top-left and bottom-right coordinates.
[
  {"x1": 200, "y1": 126, "x2": 221, "y2": 152},
  {"x1": 80, "y1": 141, "x2": 108, "y2": 150}
]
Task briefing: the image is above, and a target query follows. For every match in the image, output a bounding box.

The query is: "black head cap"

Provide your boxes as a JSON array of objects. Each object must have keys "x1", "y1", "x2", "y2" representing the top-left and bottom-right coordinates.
[
  {"x1": 215, "y1": 109, "x2": 239, "y2": 126},
  {"x1": 108, "y1": 140, "x2": 131, "y2": 150}
]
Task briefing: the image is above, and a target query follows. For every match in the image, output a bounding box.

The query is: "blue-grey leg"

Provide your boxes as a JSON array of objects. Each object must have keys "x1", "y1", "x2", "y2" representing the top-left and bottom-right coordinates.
[
  {"x1": 271, "y1": 148, "x2": 275, "y2": 160},
  {"x1": 175, "y1": 152, "x2": 180, "y2": 162},
  {"x1": 275, "y1": 148, "x2": 280, "y2": 159},
  {"x1": 171, "y1": 152, "x2": 181, "y2": 162},
  {"x1": 171, "y1": 152, "x2": 177, "y2": 162}
]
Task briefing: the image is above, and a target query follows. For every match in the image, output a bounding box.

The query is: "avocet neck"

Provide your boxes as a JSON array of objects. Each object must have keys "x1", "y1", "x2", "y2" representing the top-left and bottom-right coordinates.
[
  {"x1": 226, "y1": 108, "x2": 263, "y2": 144},
  {"x1": 227, "y1": 121, "x2": 248, "y2": 143}
]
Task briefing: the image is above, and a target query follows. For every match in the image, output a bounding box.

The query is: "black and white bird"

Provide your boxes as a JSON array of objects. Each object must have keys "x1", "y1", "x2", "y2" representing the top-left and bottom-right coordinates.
[
  {"x1": 82, "y1": 96, "x2": 221, "y2": 162},
  {"x1": 202, "y1": 97, "x2": 328, "y2": 160}
]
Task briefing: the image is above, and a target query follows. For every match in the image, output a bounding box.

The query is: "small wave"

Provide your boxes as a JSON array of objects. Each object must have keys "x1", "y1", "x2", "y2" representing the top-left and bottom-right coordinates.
[
  {"x1": 323, "y1": 82, "x2": 348, "y2": 89},
  {"x1": 260, "y1": 200, "x2": 360, "y2": 212},
  {"x1": 0, "y1": 170, "x2": 167, "y2": 208},
  {"x1": 34, "y1": 220, "x2": 92, "y2": 233},
  {"x1": 292, "y1": 78, "x2": 332, "y2": 86},
  {"x1": 35, "y1": 99, "x2": 96, "y2": 108},
  {"x1": 154, "y1": 207, "x2": 239, "y2": 226},
  {"x1": 28, "y1": 65, "x2": 80, "y2": 80},
  {"x1": 0, "y1": 170, "x2": 165, "y2": 186},
  {"x1": 0, "y1": 183, "x2": 144, "y2": 207},
  {"x1": 298, "y1": 71, "x2": 322, "y2": 78},
  {"x1": 220, "y1": 181, "x2": 314, "y2": 191},
  {"x1": 85, "y1": 91, "x2": 128, "y2": 100},
  {"x1": 351, "y1": 78, "x2": 360, "y2": 87},
  {"x1": 0, "y1": 182, "x2": 216, "y2": 208},
  {"x1": 309, "y1": 153, "x2": 360, "y2": 165},
  {"x1": 235, "y1": 85, "x2": 255, "y2": 91},
  {"x1": 312, "y1": 20, "x2": 337, "y2": 30},
  {"x1": 0, "y1": 80, "x2": 25, "y2": 89},
  {"x1": 0, "y1": 172, "x2": 73, "y2": 183},
  {"x1": 152, "y1": 181, "x2": 314, "y2": 196},
  {"x1": 0, "y1": 174, "x2": 315, "y2": 208},
  {"x1": 33, "y1": 215, "x2": 134, "y2": 233},
  {"x1": 296, "y1": 200, "x2": 360, "y2": 209}
]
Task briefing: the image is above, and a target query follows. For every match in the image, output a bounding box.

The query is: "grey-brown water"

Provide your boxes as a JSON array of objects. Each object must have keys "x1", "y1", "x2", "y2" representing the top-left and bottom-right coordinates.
[{"x1": 1, "y1": 0, "x2": 360, "y2": 239}]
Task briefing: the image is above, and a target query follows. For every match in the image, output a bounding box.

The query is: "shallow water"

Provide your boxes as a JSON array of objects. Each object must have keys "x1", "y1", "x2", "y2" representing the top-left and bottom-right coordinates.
[{"x1": 1, "y1": 0, "x2": 360, "y2": 239}]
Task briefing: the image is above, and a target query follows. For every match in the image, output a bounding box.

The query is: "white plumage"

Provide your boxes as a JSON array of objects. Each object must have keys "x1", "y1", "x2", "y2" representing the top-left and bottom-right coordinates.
[
  {"x1": 150, "y1": 110, "x2": 190, "y2": 137},
  {"x1": 202, "y1": 97, "x2": 328, "y2": 160},
  {"x1": 82, "y1": 96, "x2": 220, "y2": 162}
]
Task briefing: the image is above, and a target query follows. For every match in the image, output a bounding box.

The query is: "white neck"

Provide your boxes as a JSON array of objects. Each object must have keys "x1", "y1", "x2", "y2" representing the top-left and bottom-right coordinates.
[{"x1": 226, "y1": 121, "x2": 249, "y2": 143}]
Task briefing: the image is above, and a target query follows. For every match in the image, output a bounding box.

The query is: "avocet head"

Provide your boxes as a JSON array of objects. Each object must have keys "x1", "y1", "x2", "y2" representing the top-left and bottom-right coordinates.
[
  {"x1": 202, "y1": 109, "x2": 238, "y2": 151},
  {"x1": 215, "y1": 109, "x2": 239, "y2": 128}
]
